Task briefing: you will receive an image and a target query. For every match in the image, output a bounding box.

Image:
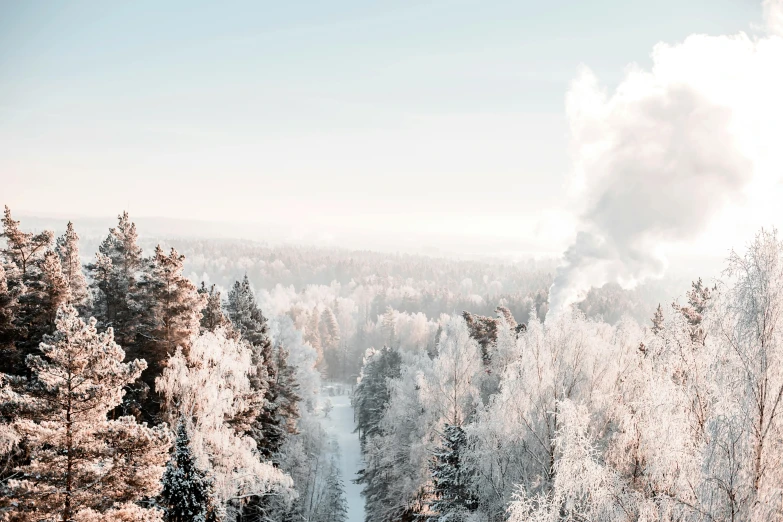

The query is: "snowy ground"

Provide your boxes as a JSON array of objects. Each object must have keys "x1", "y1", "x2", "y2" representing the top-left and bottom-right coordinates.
[{"x1": 320, "y1": 385, "x2": 364, "y2": 522}]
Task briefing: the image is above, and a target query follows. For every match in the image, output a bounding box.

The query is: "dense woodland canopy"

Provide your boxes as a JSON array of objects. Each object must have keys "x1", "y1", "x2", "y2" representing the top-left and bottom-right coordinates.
[{"x1": 2, "y1": 206, "x2": 783, "y2": 522}]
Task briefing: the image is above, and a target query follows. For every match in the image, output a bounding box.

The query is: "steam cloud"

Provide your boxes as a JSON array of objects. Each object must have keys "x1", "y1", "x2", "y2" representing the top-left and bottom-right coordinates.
[{"x1": 547, "y1": 0, "x2": 783, "y2": 317}]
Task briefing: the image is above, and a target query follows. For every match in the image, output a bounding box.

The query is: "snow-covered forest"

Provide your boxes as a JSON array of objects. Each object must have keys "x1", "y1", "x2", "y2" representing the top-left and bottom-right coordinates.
[{"x1": 3, "y1": 205, "x2": 783, "y2": 522}]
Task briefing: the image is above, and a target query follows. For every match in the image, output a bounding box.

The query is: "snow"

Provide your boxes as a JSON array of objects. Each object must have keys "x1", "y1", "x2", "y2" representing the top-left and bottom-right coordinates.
[{"x1": 320, "y1": 385, "x2": 364, "y2": 522}]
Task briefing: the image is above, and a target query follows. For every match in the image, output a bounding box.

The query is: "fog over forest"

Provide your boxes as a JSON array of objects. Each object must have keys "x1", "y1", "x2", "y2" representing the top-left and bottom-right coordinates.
[{"x1": 4, "y1": 1, "x2": 783, "y2": 521}]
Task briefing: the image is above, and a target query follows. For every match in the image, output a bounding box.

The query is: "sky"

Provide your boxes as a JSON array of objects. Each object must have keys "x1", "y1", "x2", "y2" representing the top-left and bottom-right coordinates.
[{"x1": 0, "y1": 0, "x2": 773, "y2": 259}]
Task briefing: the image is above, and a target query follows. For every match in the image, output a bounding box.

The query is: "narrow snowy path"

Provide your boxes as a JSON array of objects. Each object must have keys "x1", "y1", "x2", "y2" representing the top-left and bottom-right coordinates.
[{"x1": 319, "y1": 387, "x2": 364, "y2": 522}]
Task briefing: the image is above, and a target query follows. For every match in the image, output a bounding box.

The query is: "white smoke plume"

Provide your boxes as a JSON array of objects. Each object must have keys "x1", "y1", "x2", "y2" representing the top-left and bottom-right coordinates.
[{"x1": 547, "y1": 1, "x2": 783, "y2": 317}]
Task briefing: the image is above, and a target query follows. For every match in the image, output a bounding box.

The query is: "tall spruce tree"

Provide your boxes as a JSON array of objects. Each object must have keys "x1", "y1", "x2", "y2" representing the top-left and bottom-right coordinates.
[
  {"x1": 226, "y1": 276, "x2": 282, "y2": 457},
  {"x1": 316, "y1": 462, "x2": 348, "y2": 522},
  {"x1": 160, "y1": 421, "x2": 217, "y2": 522},
  {"x1": 87, "y1": 211, "x2": 146, "y2": 349},
  {"x1": 55, "y1": 221, "x2": 89, "y2": 308},
  {"x1": 353, "y1": 346, "x2": 402, "y2": 446},
  {"x1": 651, "y1": 303, "x2": 665, "y2": 335},
  {"x1": 0, "y1": 305, "x2": 172, "y2": 520},
  {"x1": 427, "y1": 424, "x2": 478, "y2": 521},
  {"x1": 198, "y1": 282, "x2": 230, "y2": 333}
]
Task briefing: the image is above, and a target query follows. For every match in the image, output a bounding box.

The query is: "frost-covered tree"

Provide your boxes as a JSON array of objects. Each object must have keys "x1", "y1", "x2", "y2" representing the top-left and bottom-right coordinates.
[
  {"x1": 353, "y1": 346, "x2": 402, "y2": 446},
  {"x1": 0, "y1": 207, "x2": 59, "y2": 374},
  {"x1": 359, "y1": 351, "x2": 434, "y2": 521},
  {"x1": 314, "y1": 460, "x2": 348, "y2": 522},
  {"x1": 155, "y1": 328, "x2": 293, "y2": 518},
  {"x1": 0, "y1": 264, "x2": 20, "y2": 357},
  {"x1": 198, "y1": 282, "x2": 230, "y2": 333},
  {"x1": 87, "y1": 211, "x2": 146, "y2": 349},
  {"x1": 427, "y1": 424, "x2": 478, "y2": 521},
  {"x1": 425, "y1": 317, "x2": 483, "y2": 427},
  {"x1": 1, "y1": 206, "x2": 53, "y2": 279},
  {"x1": 0, "y1": 305, "x2": 172, "y2": 521},
  {"x1": 651, "y1": 302, "x2": 665, "y2": 334},
  {"x1": 143, "y1": 245, "x2": 205, "y2": 372},
  {"x1": 226, "y1": 275, "x2": 287, "y2": 459},
  {"x1": 160, "y1": 421, "x2": 217, "y2": 522},
  {"x1": 55, "y1": 221, "x2": 89, "y2": 308}
]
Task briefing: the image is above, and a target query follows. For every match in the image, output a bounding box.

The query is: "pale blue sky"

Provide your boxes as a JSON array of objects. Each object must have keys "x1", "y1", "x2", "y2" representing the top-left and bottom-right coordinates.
[{"x1": 0, "y1": 0, "x2": 764, "y2": 254}]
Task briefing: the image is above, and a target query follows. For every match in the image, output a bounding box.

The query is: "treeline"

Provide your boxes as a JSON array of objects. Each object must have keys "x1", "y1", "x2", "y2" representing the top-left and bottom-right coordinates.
[
  {"x1": 353, "y1": 229, "x2": 783, "y2": 522},
  {"x1": 0, "y1": 207, "x2": 346, "y2": 522}
]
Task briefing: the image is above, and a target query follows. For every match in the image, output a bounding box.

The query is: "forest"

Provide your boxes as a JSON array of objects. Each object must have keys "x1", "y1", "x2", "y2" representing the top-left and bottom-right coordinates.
[{"x1": 2, "y1": 206, "x2": 783, "y2": 522}]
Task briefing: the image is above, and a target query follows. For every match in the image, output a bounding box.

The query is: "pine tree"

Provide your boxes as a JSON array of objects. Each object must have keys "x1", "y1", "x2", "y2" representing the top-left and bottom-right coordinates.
[
  {"x1": 316, "y1": 462, "x2": 348, "y2": 522},
  {"x1": 1, "y1": 205, "x2": 54, "y2": 279},
  {"x1": 0, "y1": 264, "x2": 19, "y2": 352},
  {"x1": 320, "y1": 307, "x2": 340, "y2": 350},
  {"x1": 1, "y1": 208, "x2": 66, "y2": 375},
  {"x1": 198, "y1": 282, "x2": 230, "y2": 333},
  {"x1": 305, "y1": 306, "x2": 325, "y2": 372},
  {"x1": 144, "y1": 246, "x2": 205, "y2": 359},
  {"x1": 353, "y1": 346, "x2": 402, "y2": 446},
  {"x1": 651, "y1": 303, "x2": 664, "y2": 335},
  {"x1": 160, "y1": 421, "x2": 217, "y2": 522},
  {"x1": 274, "y1": 342, "x2": 301, "y2": 437},
  {"x1": 0, "y1": 305, "x2": 172, "y2": 520},
  {"x1": 672, "y1": 278, "x2": 712, "y2": 345},
  {"x1": 55, "y1": 221, "x2": 89, "y2": 308},
  {"x1": 129, "y1": 246, "x2": 205, "y2": 423},
  {"x1": 87, "y1": 211, "x2": 146, "y2": 349},
  {"x1": 427, "y1": 424, "x2": 478, "y2": 521},
  {"x1": 225, "y1": 275, "x2": 283, "y2": 457}
]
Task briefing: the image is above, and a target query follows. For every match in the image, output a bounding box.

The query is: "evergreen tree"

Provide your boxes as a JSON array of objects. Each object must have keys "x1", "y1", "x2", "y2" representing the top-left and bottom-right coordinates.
[
  {"x1": 0, "y1": 264, "x2": 20, "y2": 358},
  {"x1": 0, "y1": 305, "x2": 172, "y2": 520},
  {"x1": 1, "y1": 205, "x2": 53, "y2": 279},
  {"x1": 320, "y1": 307, "x2": 340, "y2": 350},
  {"x1": 225, "y1": 275, "x2": 282, "y2": 457},
  {"x1": 55, "y1": 221, "x2": 89, "y2": 308},
  {"x1": 160, "y1": 421, "x2": 217, "y2": 522},
  {"x1": 1, "y1": 207, "x2": 64, "y2": 375},
  {"x1": 305, "y1": 305, "x2": 325, "y2": 372},
  {"x1": 87, "y1": 211, "x2": 146, "y2": 349},
  {"x1": 651, "y1": 303, "x2": 665, "y2": 335},
  {"x1": 274, "y1": 342, "x2": 302, "y2": 437},
  {"x1": 144, "y1": 246, "x2": 205, "y2": 359},
  {"x1": 132, "y1": 246, "x2": 205, "y2": 423},
  {"x1": 353, "y1": 346, "x2": 402, "y2": 446},
  {"x1": 316, "y1": 462, "x2": 348, "y2": 522},
  {"x1": 672, "y1": 277, "x2": 713, "y2": 345},
  {"x1": 198, "y1": 282, "x2": 230, "y2": 333},
  {"x1": 427, "y1": 424, "x2": 478, "y2": 521}
]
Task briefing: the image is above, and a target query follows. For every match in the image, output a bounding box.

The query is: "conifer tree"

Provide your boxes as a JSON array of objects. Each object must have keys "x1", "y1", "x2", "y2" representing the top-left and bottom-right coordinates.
[
  {"x1": 0, "y1": 305, "x2": 172, "y2": 520},
  {"x1": 198, "y1": 282, "x2": 230, "y2": 333},
  {"x1": 1, "y1": 205, "x2": 54, "y2": 279},
  {"x1": 160, "y1": 421, "x2": 217, "y2": 522},
  {"x1": 144, "y1": 246, "x2": 205, "y2": 360},
  {"x1": 353, "y1": 346, "x2": 402, "y2": 446},
  {"x1": 316, "y1": 462, "x2": 348, "y2": 522},
  {"x1": 427, "y1": 424, "x2": 478, "y2": 521},
  {"x1": 651, "y1": 303, "x2": 665, "y2": 335},
  {"x1": 274, "y1": 342, "x2": 301, "y2": 437},
  {"x1": 1, "y1": 208, "x2": 65, "y2": 374},
  {"x1": 0, "y1": 264, "x2": 20, "y2": 357},
  {"x1": 305, "y1": 306, "x2": 325, "y2": 372},
  {"x1": 320, "y1": 307, "x2": 340, "y2": 350},
  {"x1": 225, "y1": 275, "x2": 283, "y2": 457},
  {"x1": 56, "y1": 221, "x2": 89, "y2": 308},
  {"x1": 87, "y1": 211, "x2": 146, "y2": 349}
]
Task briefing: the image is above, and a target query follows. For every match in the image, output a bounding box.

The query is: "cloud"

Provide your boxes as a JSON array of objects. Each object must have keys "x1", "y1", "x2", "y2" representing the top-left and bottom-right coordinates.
[
  {"x1": 765, "y1": 0, "x2": 783, "y2": 35},
  {"x1": 547, "y1": 8, "x2": 783, "y2": 316}
]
